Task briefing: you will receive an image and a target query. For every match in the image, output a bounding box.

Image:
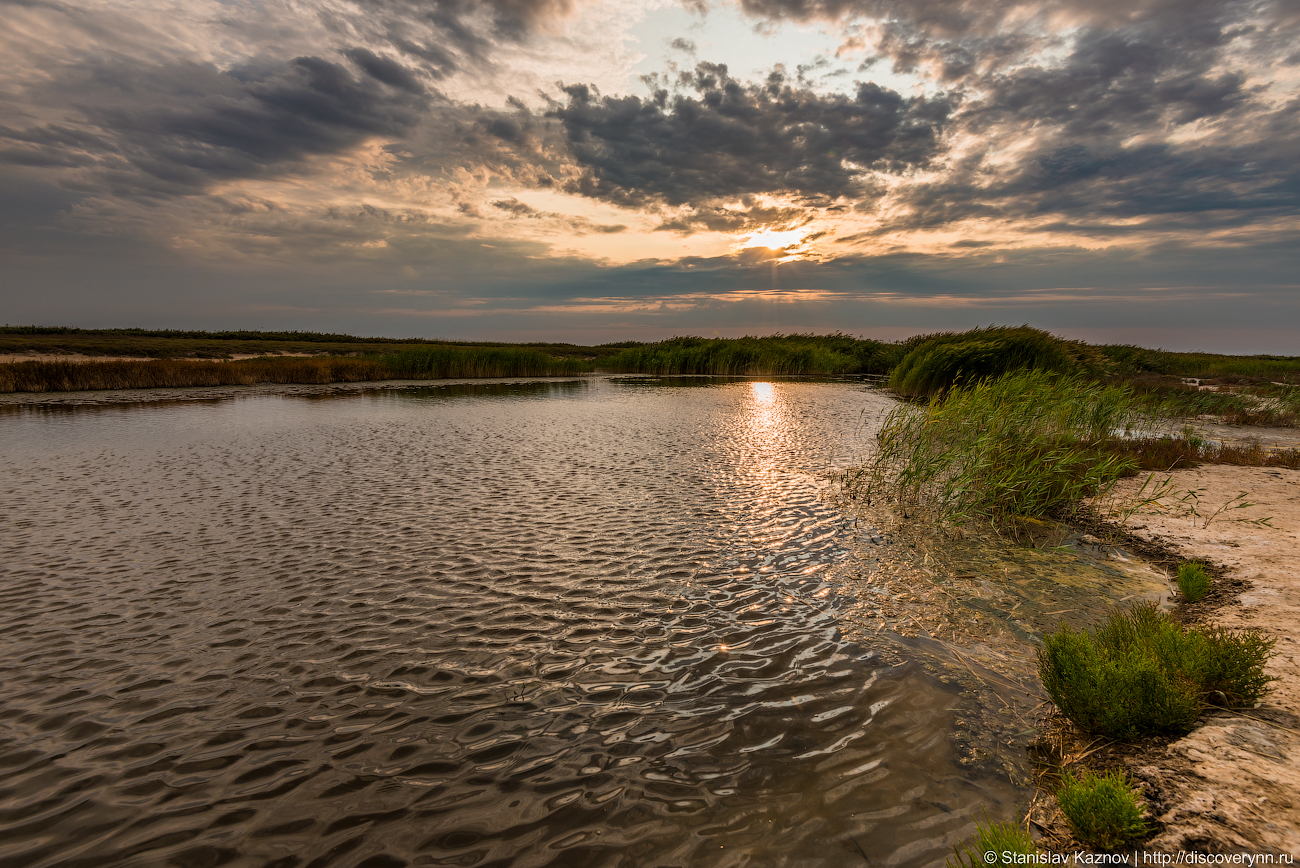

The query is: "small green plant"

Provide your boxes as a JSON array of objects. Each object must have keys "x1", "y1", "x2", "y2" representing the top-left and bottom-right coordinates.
[
  {"x1": 1176, "y1": 562, "x2": 1211, "y2": 602},
  {"x1": 1037, "y1": 602, "x2": 1274, "y2": 738},
  {"x1": 1056, "y1": 770, "x2": 1148, "y2": 851},
  {"x1": 1175, "y1": 488, "x2": 1273, "y2": 528},
  {"x1": 946, "y1": 809, "x2": 1036, "y2": 867}
]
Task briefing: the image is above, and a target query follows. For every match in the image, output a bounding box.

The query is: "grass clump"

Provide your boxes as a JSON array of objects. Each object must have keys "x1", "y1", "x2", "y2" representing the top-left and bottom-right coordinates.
[
  {"x1": 1176, "y1": 562, "x2": 1211, "y2": 602},
  {"x1": 1056, "y1": 770, "x2": 1148, "y2": 851},
  {"x1": 946, "y1": 811, "x2": 1036, "y2": 868},
  {"x1": 851, "y1": 370, "x2": 1143, "y2": 526},
  {"x1": 1037, "y1": 602, "x2": 1274, "y2": 739}
]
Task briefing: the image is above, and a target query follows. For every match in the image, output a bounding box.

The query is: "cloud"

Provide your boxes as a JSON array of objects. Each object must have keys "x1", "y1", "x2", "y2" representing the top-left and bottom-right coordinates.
[
  {"x1": 489, "y1": 196, "x2": 627, "y2": 233},
  {"x1": 0, "y1": 53, "x2": 431, "y2": 196},
  {"x1": 547, "y1": 62, "x2": 952, "y2": 208}
]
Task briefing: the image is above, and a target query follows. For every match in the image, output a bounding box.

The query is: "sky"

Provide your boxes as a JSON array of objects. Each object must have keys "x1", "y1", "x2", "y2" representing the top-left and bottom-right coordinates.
[{"x1": 1, "y1": 0, "x2": 1298, "y2": 352}]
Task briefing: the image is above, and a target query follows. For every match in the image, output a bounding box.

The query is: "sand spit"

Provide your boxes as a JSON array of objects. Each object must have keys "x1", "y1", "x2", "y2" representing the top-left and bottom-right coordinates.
[{"x1": 1107, "y1": 466, "x2": 1300, "y2": 853}]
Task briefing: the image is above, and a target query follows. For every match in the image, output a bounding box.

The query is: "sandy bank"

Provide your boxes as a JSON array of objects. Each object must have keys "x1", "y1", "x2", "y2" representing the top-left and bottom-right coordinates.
[{"x1": 1108, "y1": 465, "x2": 1300, "y2": 853}]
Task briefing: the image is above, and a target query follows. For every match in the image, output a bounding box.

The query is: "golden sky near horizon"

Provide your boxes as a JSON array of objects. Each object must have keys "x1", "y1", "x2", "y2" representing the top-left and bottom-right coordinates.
[{"x1": 1, "y1": 0, "x2": 1298, "y2": 348}]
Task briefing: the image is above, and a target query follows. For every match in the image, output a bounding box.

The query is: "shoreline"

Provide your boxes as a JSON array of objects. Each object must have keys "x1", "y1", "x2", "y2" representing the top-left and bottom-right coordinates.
[{"x1": 1045, "y1": 468, "x2": 1300, "y2": 853}]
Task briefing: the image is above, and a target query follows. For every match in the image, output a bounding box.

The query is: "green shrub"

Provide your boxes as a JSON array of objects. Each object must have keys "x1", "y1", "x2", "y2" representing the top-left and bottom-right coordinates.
[
  {"x1": 946, "y1": 810, "x2": 1036, "y2": 868},
  {"x1": 1176, "y1": 562, "x2": 1211, "y2": 602},
  {"x1": 1056, "y1": 770, "x2": 1148, "y2": 851},
  {"x1": 1038, "y1": 602, "x2": 1275, "y2": 739}
]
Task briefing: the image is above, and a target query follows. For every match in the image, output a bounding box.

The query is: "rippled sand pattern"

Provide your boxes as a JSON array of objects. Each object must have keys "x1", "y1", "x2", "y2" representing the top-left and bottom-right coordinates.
[{"x1": 0, "y1": 379, "x2": 1021, "y2": 868}]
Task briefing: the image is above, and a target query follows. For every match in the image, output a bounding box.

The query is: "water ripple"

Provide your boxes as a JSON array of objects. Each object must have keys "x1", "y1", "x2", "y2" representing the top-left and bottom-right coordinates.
[{"x1": 0, "y1": 378, "x2": 1023, "y2": 868}]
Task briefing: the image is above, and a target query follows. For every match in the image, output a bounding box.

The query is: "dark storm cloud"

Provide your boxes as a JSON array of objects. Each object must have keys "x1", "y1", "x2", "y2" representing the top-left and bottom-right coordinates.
[
  {"x1": 341, "y1": 0, "x2": 575, "y2": 78},
  {"x1": 0, "y1": 54, "x2": 430, "y2": 195},
  {"x1": 546, "y1": 63, "x2": 952, "y2": 208}
]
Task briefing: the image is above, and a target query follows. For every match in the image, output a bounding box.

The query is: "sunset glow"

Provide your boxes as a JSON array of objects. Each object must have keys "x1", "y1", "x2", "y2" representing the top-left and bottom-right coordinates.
[{"x1": 0, "y1": 0, "x2": 1295, "y2": 349}]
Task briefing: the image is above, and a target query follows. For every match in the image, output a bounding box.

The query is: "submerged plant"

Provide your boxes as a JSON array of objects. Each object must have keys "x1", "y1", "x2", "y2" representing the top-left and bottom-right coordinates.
[
  {"x1": 1038, "y1": 602, "x2": 1274, "y2": 739},
  {"x1": 1056, "y1": 770, "x2": 1148, "y2": 851},
  {"x1": 946, "y1": 809, "x2": 1036, "y2": 868},
  {"x1": 1176, "y1": 562, "x2": 1211, "y2": 602}
]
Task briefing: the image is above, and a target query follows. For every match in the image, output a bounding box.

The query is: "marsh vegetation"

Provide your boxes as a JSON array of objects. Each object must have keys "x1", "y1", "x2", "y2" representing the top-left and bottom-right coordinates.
[
  {"x1": 845, "y1": 371, "x2": 1145, "y2": 526},
  {"x1": 602, "y1": 333, "x2": 900, "y2": 376},
  {"x1": 0, "y1": 348, "x2": 594, "y2": 392}
]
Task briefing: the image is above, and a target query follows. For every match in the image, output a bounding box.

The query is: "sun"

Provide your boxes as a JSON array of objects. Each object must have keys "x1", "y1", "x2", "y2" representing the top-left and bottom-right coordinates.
[{"x1": 738, "y1": 228, "x2": 807, "y2": 251}]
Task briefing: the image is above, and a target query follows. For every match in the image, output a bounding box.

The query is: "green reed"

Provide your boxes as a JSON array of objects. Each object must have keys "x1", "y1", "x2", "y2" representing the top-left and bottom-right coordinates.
[
  {"x1": 1098, "y1": 345, "x2": 1300, "y2": 380},
  {"x1": 0, "y1": 348, "x2": 592, "y2": 393},
  {"x1": 849, "y1": 370, "x2": 1144, "y2": 526},
  {"x1": 380, "y1": 346, "x2": 592, "y2": 379},
  {"x1": 889, "y1": 326, "x2": 1086, "y2": 398},
  {"x1": 603, "y1": 334, "x2": 898, "y2": 376}
]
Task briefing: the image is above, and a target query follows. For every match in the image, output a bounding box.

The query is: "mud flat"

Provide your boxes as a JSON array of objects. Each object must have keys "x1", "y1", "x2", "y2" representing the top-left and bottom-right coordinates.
[{"x1": 1106, "y1": 465, "x2": 1300, "y2": 853}]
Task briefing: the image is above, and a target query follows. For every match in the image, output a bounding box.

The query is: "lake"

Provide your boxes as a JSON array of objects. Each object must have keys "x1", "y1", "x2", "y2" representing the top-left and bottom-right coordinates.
[{"x1": 0, "y1": 377, "x2": 1028, "y2": 868}]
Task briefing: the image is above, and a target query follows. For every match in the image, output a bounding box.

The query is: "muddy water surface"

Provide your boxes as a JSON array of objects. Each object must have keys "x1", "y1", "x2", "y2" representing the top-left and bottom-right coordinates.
[{"x1": 2, "y1": 377, "x2": 1026, "y2": 868}]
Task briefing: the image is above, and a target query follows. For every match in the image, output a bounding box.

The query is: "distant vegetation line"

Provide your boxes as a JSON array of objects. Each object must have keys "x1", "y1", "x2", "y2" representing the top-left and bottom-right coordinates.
[
  {"x1": 2, "y1": 325, "x2": 1299, "y2": 396},
  {"x1": 0, "y1": 350, "x2": 593, "y2": 393},
  {"x1": 603, "y1": 334, "x2": 902, "y2": 376}
]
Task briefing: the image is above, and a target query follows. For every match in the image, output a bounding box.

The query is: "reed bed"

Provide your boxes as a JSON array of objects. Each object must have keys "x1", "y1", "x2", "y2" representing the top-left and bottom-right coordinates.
[
  {"x1": 1099, "y1": 344, "x2": 1300, "y2": 380},
  {"x1": 382, "y1": 346, "x2": 592, "y2": 378},
  {"x1": 846, "y1": 370, "x2": 1145, "y2": 526},
  {"x1": 888, "y1": 326, "x2": 1082, "y2": 398},
  {"x1": 0, "y1": 349, "x2": 591, "y2": 393},
  {"x1": 604, "y1": 334, "x2": 897, "y2": 376}
]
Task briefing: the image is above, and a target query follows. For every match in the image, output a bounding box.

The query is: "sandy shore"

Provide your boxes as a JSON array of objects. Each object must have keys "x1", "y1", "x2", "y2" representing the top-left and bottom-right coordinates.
[{"x1": 1107, "y1": 466, "x2": 1300, "y2": 853}]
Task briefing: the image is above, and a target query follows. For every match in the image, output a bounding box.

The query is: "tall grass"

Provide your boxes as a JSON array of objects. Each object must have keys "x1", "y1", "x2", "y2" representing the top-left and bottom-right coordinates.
[
  {"x1": 850, "y1": 370, "x2": 1144, "y2": 525},
  {"x1": 381, "y1": 346, "x2": 592, "y2": 378},
  {"x1": 0, "y1": 357, "x2": 390, "y2": 392},
  {"x1": 1099, "y1": 345, "x2": 1300, "y2": 380},
  {"x1": 604, "y1": 334, "x2": 897, "y2": 376},
  {"x1": 1038, "y1": 602, "x2": 1274, "y2": 739},
  {"x1": 889, "y1": 326, "x2": 1103, "y2": 398},
  {"x1": 0, "y1": 349, "x2": 592, "y2": 393}
]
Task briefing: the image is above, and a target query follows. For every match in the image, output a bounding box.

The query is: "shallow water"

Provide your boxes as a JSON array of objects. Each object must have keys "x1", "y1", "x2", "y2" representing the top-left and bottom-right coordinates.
[{"x1": 1, "y1": 377, "x2": 1025, "y2": 868}]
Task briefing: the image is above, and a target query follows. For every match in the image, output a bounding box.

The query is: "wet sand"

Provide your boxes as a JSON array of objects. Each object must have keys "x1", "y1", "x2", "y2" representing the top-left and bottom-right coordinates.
[{"x1": 1107, "y1": 466, "x2": 1300, "y2": 853}]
